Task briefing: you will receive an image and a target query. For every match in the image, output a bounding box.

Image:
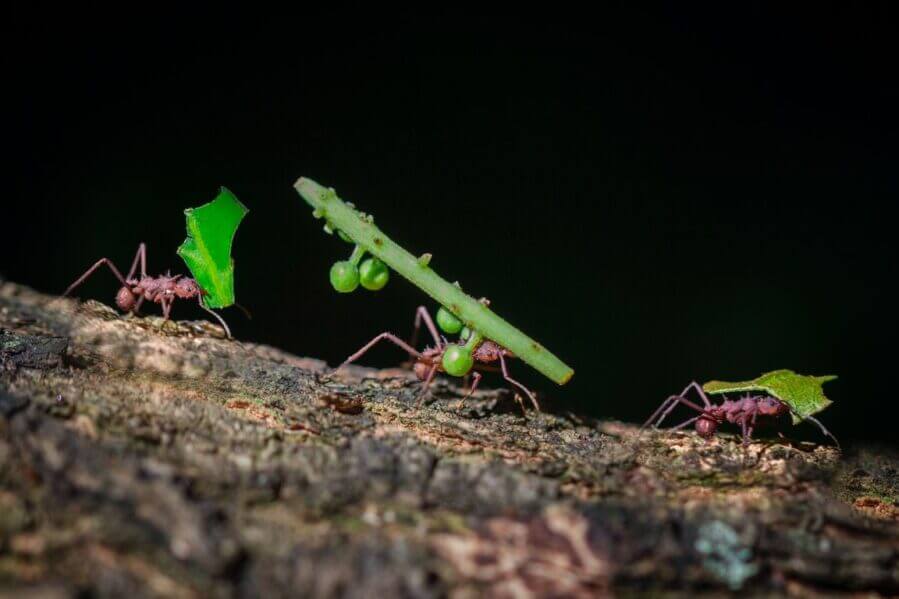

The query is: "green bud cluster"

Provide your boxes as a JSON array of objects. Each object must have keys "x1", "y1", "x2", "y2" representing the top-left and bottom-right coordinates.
[
  {"x1": 329, "y1": 242, "x2": 390, "y2": 294},
  {"x1": 434, "y1": 305, "x2": 484, "y2": 377}
]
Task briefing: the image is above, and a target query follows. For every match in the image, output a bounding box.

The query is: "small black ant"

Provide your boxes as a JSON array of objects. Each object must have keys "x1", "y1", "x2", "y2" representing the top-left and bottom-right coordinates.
[
  {"x1": 63, "y1": 243, "x2": 233, "y2": 337},
  {"x1": 642, "y1": 381, "x2": 839, "y2": 447},
  {"x1": 336, "y1": 305, "x2": 539, "y2": 412}
]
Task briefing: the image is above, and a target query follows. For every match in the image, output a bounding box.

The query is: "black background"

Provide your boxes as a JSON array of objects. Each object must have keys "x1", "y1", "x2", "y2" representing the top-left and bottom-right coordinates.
[{"x1": 3, "y1": 7, "x2": 897, "y2": 445}]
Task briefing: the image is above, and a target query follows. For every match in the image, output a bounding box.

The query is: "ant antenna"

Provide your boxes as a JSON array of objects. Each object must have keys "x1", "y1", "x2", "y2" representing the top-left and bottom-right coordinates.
[
  {"x1": 791, "y1": 409, "x2": 840, "y2": 449},
  {"x1": 234, "y1": 302, "x2": 253, "y2": 320}
]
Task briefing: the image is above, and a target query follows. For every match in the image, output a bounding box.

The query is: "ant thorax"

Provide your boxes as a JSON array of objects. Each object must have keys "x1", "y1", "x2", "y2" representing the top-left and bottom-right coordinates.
[
  {"x1": 713, "y1": 395, "x2": 788, "y2": 424},
  {"x1": 129, "y1": 275, "x2": 202, "y2": 301}
]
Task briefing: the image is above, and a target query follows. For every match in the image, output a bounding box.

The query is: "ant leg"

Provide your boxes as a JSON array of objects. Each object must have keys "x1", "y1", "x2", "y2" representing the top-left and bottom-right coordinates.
[
  {"x1": 655, "y1": 396, "x2": 688, "y2": 428},
  {"x1": 415, "y1": 364, "x2": 439, "y2": 408},
  {"x1": 656, "y1": 397, "x2": 711, "y2": 429},
  {"x1": 64, "y1": 258, "x2": 128, "y2": 297},
  {"x1": 669, "y1": 415, "x2": 701, "y2": 431},
  {"x1": 645, "y1": 395, "x2": 716, "y2": 429},
  {"x1": 745, "y1": 411, "x2": 758, "y2": 444},
  {"x1": 126, "y1": 243, "x2": 148, "y2": 279},
  {"x1": 338, "y1": 333, "x2": 424, "y2": 370},
  {"x1": 410, "y1": 306, "x2": 441, "y2": 350},
  {"x1": 655, "y1": 381, "x2": 713, "y2": 424},
  {"x1": 234, "y1": 303, "x2": 253, "y2": 320},
  {"x1": 803, "y1": 415, "x2": 841, "y2": 449},
  {"x1": 682, "y1": 381, "x2": 713, "y2": 408},
  {"x1": 131, "y1": 296, "x2": 145, "y2": 316},
  {"x1": 196, "y1": 297, "x2": 232, "y2": 339},
  {"x1": 156, "y1": 298, "x2": 173, "y2": 334},
  {"x1": 513, "y1": 394, "x2": 527, "y2": 418},
  {"x1": 641, "y1": 395, "x2": 681, "y2": 430},
  {"x1": 457, "y1": 371, "x2": 482, "y2": 410},
  {"x1": 499, "y1": 354, "x2": 540, "y2": 411}
]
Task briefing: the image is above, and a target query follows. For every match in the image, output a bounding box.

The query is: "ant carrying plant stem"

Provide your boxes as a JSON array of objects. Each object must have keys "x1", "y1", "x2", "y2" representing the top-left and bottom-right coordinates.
[
  {"x1": 295, "y1": 177, "x2": 574, "y2": 387},
  {"x1": 642, "y1": 381, "x2": 839, "y2": 447},
  {"x1": 63, "y1": 242, "x2": 234, "y2": 338},
  {"x1": 336, "y1": 304, "x2": 539, "y2": 413}
]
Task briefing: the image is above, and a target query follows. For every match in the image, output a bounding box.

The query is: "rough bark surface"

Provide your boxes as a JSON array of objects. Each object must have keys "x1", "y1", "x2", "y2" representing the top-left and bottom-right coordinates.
[{"x1": 0, "y1": 279, "x2": 897, "y2": 598}]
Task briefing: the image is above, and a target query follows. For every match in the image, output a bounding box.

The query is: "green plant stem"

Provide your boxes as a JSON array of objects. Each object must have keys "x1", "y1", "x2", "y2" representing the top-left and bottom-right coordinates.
[
  {"x1": 463, "y1": 330, "x2": 484, "y2": 352},
  {"x1": 348, "y1": 244, "x2": 366, "y2": 266},
  {"x1": 295, "y1": 177, "x2": 574, "y2": 385}
]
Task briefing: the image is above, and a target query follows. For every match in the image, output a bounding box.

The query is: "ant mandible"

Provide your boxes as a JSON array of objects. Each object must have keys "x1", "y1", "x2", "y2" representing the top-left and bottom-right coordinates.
[
  {"x1": 63, "y1": 242, "x2": 233, "y2": 338},
  {"x1": 336, "y1": 304, "x2": 539, "y2": 412},
  {"x1": 642, "y1": 381, "x2": 839, "y2": 447}
]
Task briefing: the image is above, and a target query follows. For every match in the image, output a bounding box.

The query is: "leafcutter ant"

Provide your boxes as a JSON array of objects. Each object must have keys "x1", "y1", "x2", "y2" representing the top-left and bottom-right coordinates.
[
  {"x1": 336, "y1": 305, "x2": 539, "y2": 412},
  {"x1": 63, "y1": 243, "x2": 233, "y2": 337},
  {"x1": 642, "y1": 381, "x2": 839, "y2": 447}
]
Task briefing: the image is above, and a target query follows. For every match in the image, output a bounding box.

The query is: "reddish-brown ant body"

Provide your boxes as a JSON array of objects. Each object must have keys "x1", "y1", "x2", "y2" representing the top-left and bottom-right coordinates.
[
  {"x1": 64, "y1": 243, "x2": 233, "y2": 337},
  {"x1": 337, "y1": 306, "x2": 539, "y2": 411},
  {"x1": 643, "y1": 381, "x2": 839, "y2": 446}
]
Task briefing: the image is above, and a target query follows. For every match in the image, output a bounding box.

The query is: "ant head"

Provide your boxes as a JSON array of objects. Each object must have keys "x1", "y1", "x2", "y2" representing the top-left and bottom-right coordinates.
[
  {"x1": 758, "y1": 396, "x2": 787, "y2": 416},
  {"x1": 174, "y1": 278, "x2": 202, "y2": 299},
  {"x1": 115, "y1": 286, "x2": 137, "y2": 312},
  {"x1": 695, "y1": 416, "x2": 718, "y2": 438}
]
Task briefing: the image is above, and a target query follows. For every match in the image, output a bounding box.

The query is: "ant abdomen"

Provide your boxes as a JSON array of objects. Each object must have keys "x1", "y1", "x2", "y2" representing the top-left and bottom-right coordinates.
[
  {"x1": 695, "y1": 416, "x2": 718, "y2": 438},
  {"x1": 115, "y1": 286, "x2": 137, "y2": 312},
  {"x1": 413, "y1": 361, "x2": 432, "y2": 381}
]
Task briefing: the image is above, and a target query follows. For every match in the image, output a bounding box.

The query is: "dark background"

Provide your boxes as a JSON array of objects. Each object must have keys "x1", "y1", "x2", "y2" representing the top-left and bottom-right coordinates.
[{"x1": 3, "y1": 7, "x2": 897, "y2": 445}]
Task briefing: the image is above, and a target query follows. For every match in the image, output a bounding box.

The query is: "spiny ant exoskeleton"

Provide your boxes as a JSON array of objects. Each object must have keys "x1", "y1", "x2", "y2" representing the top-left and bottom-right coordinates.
[
  {"x1": 642, "y1": 381, "x2": 839, "y2": 447},
  {"x1": 336, "y1": 304, "x2": 539, "y2": 413},
  {"x1": 63, "y1": 243, "x2": 233, "y2": 338}
]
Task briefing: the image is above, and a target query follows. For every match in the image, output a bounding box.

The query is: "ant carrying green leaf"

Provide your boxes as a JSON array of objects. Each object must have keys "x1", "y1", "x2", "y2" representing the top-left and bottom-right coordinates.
[
  {"x1": 64, "y1": 188, "x2": 248, "y2": 338},
  {"x1": 643, "y1": 371, "x2": 839, "y2": 447}
]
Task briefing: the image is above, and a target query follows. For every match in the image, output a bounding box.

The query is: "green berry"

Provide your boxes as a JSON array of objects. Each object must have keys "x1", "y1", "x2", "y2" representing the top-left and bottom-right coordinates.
[
  {"x1": 329, "y1": 261, "x2": 359, "y2": 293},
  {"x1": 359, "y1": 257, "x2": 389, "y2": 291},
  {"x1": 441, "y1": 344, "x2": 474, "y2": 377},
  {"x1": 436, "y1": 307, "x2": 463, "y2": 334},
  {"x1": 459, "y1": 326, "x2": 472, "y2": 341}
]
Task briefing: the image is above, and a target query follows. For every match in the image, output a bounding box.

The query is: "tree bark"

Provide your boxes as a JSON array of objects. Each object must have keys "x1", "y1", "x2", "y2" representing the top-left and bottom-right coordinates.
[{"x1": 1, "y1": 279, "x2": 897, "y2": 598}]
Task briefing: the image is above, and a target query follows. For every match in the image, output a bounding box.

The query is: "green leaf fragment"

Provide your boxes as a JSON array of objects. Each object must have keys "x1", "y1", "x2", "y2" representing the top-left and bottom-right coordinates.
[
  {"x1": 703, "y1": 369, "x2": 836, "y2": 425},
  {"x1": 177, "y1": 187, "x2": 249, "y2": 309}
]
